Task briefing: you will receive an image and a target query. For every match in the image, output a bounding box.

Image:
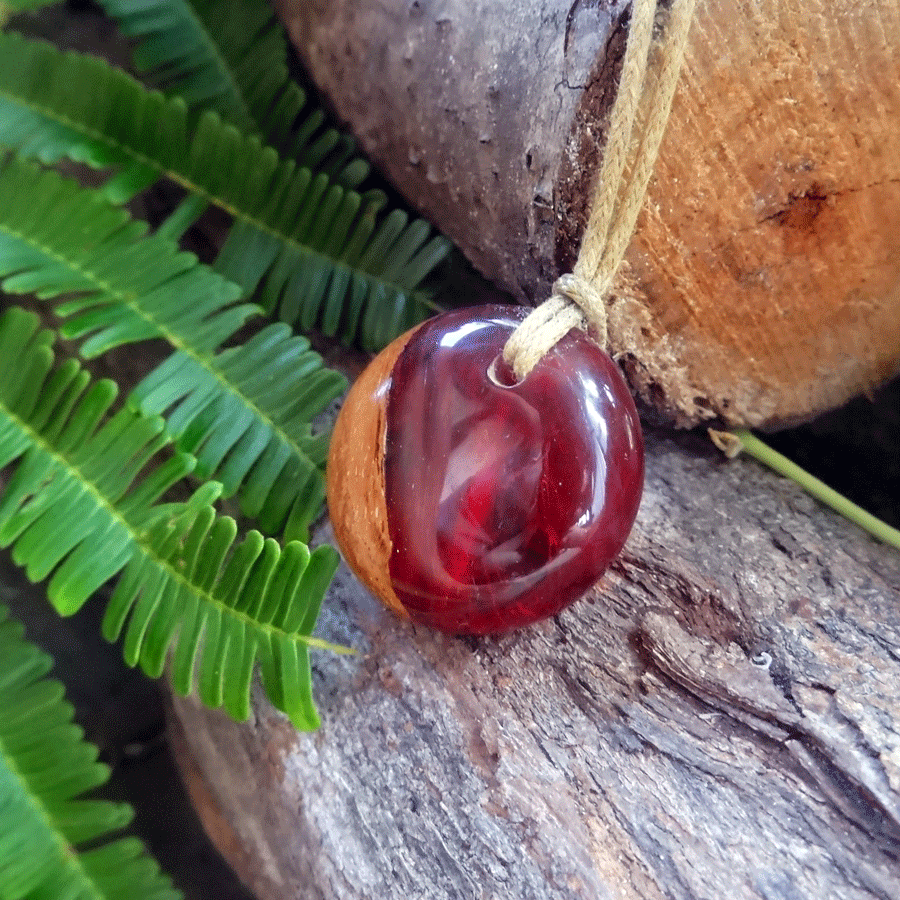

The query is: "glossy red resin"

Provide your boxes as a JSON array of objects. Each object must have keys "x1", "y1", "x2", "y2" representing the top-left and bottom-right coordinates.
[{"x1": 380, "y1": 306, "x2": 644, "y2": 635}]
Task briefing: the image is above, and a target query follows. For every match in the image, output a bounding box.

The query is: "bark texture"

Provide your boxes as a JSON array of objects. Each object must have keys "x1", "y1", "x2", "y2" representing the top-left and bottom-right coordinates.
[
  {"x1": 278, "y1": 0, "x2": 900, "y2": 429},
  {"x1": 168, "y1": 425, "x2": 900, "y2": 900}
]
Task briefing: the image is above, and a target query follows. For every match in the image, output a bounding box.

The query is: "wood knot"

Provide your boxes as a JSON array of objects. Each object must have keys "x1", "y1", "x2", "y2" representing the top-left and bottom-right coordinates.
[{"x1": 774, "y1": 185, "x2": 829, "y2": 235}]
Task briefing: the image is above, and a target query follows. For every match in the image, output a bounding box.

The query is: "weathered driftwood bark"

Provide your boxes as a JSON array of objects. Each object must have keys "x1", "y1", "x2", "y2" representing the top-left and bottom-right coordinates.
[
  {"x1": 168, "y1": 423, "x2": 900, "y2": 900},
  {"x1": 278, "y1": 0, "x2": 900, "y2": 429}
]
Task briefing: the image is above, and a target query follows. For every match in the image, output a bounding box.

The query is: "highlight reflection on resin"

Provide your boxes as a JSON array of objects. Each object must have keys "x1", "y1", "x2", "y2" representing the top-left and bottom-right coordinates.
[{"x1": 327, "y1": 306, "x2": 644, "y2": 635}]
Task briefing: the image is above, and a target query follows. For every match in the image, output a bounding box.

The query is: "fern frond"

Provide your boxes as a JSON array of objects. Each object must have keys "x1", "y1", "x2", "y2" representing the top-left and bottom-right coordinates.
[
  {"x1": 130, "y1": 323, "x2": 343, "y2": 541},
  {"x1": 0, "y1": 31, "x2": 450, "y2": 350},
  {"x1": 0, "y1": 156, "x2": 253, "y2": 355},
  {"x1": 0, "y1": 307, "x2": 343, "y2": 728},
  {"x1": 0, "y1": 605, "x2": 182, "y2": 900},
  {"x1": 0, "y1": 155, "x2": 346, "y2": 539},
  {"x1": 103, "y1": 499, "x2": 342, "y2": 730},
  {"x1": 98, "y1": 0, "x2": 368, "y2": 187}
]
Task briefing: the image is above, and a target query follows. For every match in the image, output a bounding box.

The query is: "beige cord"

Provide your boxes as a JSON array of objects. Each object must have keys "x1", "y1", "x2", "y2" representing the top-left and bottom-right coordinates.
[{"x1": 503, "y1": 0, "x2": 698, "y2": 380}]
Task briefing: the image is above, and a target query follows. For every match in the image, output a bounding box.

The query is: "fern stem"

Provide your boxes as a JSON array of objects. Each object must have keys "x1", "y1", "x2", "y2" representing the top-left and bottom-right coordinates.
[
  {"x1": 713, "y1": 429, "x2": 900, "y2": 550},
  {"x1": 300, "y1": 634, "x2": 357, "y2": 655}
]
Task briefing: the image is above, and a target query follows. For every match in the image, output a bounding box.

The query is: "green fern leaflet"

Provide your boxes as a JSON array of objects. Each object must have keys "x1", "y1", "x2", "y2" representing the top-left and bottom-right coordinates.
[
  {"x1": 0, "y1": 155, "x2": 346, "y2": 541},
  {"x1": 98, "y1": 0, "x2": 368, "y2": 187},
  {"x1": 0, "y1": 30, "x2": 449, "y2": 351},
  {"x1": 0, "y1": 605, "x2": 182, "y2": 900},
  {"x1": 130, "y1": 324, "x2": 343, "y2": 540},
  {"x1": 0, "y1": 307, "x2": 343, "y2": 729}
]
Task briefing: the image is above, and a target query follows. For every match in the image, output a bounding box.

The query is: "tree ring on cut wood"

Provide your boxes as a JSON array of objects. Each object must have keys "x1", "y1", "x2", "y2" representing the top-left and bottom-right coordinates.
[{"x1": 281, "y1": 0, "x2": 900, "y2": 428}]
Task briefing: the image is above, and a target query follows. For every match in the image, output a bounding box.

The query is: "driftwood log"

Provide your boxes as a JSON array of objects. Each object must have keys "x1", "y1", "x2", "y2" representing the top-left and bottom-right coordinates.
[
  {"x1": 168, "y1": 419, "x2": 900, "y2": 900},
  {"x1": 279, "y1": 0, "x2": 900, "y2": 429},
  {"x1": 166, "y1": 3, "x2": 900, "y2": 897}
]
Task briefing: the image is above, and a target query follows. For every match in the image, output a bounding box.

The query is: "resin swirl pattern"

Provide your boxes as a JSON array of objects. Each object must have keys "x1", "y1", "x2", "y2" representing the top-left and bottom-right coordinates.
[{"x1": 327, "y1": 306, "x2": 644, "y2": 634}]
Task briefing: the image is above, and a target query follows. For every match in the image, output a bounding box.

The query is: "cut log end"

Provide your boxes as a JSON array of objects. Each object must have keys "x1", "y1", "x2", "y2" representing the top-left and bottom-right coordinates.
[
  {"x1": 283, "y1": 0, "x2": 900, "y2": 429},
  {"x1": 606, "y1": 0, "x2": 900, "y2": 427}
]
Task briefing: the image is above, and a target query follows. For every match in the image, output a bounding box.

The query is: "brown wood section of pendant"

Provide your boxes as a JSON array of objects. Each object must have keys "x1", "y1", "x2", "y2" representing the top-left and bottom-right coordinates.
[{"x1": 326, "y1": 329, "x2": 415, "y2": 620}]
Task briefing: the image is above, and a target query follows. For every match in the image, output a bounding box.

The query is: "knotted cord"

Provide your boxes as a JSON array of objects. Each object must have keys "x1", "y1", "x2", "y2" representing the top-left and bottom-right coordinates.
[{"x1": 502, "y1": 0, "x2": 698, "y2": 380}]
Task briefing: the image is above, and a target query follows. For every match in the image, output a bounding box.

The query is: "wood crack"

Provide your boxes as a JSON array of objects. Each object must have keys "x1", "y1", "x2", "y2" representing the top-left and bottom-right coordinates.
[{"x1": 636, "y1": 610, "x2": 900, "y2": 858}]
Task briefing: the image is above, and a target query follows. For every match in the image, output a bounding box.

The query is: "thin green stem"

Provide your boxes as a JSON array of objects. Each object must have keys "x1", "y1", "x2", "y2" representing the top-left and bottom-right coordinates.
[{"x1": 729, "y1": 429, "x2": 900, "y2": 551}]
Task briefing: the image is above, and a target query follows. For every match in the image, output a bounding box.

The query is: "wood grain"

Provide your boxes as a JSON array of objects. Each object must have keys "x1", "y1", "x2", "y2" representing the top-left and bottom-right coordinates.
[
  {"x1": 326, "y1": 328, "x2": 414, "y2": 619},
  {"x1": 168, "y1": 423, "x2": 900, "y2": 900}
]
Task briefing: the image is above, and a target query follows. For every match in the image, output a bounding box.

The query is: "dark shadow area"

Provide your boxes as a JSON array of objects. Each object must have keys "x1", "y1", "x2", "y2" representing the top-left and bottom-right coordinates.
[{"x1": 766, "y1": 375, "x2": 899, "y2": 529}]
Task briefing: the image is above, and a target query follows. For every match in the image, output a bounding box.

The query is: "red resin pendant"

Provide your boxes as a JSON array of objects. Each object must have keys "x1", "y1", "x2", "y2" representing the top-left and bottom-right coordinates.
[{"x1": 327, "y1": 306, "x2": 643, "y2": 635}]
